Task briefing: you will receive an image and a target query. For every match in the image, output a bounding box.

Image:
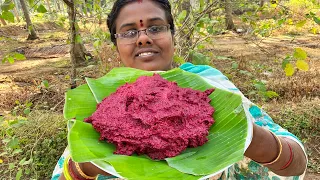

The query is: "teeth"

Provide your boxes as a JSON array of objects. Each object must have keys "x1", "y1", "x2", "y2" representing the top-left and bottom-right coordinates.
[{"x1": 138, "y1": 52, "x2": 154, "y2": 57}]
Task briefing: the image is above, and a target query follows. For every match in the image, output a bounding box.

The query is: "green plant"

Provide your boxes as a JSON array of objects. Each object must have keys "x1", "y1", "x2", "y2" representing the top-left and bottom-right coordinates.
[
  {"x1": 1, "y1": 53, "x2": 26, "y2": 64},
  {"x1": 11, "y1": 100, "x2": 33, "y2": 117},
  {"x1": 281, "y1": 48, "x2": 309, "y2": 76},
  {"x1": 285, "y1": 0, "x2": 318, "y2": 12},
  {"x1": 249, "y1": 79, "x2": 279, "y2": 101},
  {"x1": 306, "y1": 11, "x2": 320, "y2": 25},
  {"x1": 0, "y1": 115, "x2": 29, "y2": 180},
  {"x1": 56, "y1": 15, "x2": 67, "y2": 27},
  {"x1": 274, "y1": 107, "x2": 320, "y2": 141},
  {"x1": 172, "y1": 1, "x2": 221, "y2": 64},
  {"x1": 0, "y1": 111, "x2": 67, "y2": 179},
  {"x1": 92, "y1": 27, "x2": 111, "y2": 53},
  {"x1": 0, "y1": 0, "x2": 15, "y2": 23}
]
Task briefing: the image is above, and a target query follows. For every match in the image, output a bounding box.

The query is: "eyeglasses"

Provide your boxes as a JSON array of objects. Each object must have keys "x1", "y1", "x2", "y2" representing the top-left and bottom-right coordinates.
[{"x1": 115, "y1": 24, "x2": 171, "y2": 45}]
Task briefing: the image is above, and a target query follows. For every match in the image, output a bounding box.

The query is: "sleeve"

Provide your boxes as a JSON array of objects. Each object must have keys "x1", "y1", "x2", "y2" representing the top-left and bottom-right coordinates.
[{"x1": 51, "y1": 148, "x2": 70, "y2": 180}]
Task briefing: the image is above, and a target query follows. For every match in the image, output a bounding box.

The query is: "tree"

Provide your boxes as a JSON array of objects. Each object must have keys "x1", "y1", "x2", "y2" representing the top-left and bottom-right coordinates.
[
  {"x1": 0, "y1": 0, "x2": 15, "y2": 25},
  {"x1": 62, "y1": 0, "x2": 88, "y2": 88},
  {"x1": 55, "y1": 0, "x2": 61, "y2": 12},
  {"x1": 19, "y1": 0, "x2": 38, "y2": 40},
  {"x1": 260, "y1": 0, "x2": 270, "y2": 7},
  {"x1": 11, "y1": 0, "x2": 21, "y2": 22},
  {"x1": 178, "y1": 0, "x2": 192, "y2": 60},
  {"x1": 172, "y1": 0, "x2": 219, "y2": 63},
  {"x1": 13, "y1": 5, "x2": 20, "y2": 22},
  {"x1": 45, "y1": 0, "x2": 52, "y2": 13},
  {"x1": 0, "y1": 17, "x2": 7, "y2": 25},
  {"x1": 224, "y1": 0, "x2": 235, "y2": 30}
]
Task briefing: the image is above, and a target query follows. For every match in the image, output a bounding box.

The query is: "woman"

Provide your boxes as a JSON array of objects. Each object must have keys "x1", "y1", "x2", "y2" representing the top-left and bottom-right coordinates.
[{"x1": 52, "y1": 0, "x2": 307, "y2": 179}]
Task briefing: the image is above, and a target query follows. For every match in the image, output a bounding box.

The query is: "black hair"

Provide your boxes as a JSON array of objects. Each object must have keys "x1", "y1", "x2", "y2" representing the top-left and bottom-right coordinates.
[{"x1": 107, "y1": 0, "x2": 175, "y2": 46}]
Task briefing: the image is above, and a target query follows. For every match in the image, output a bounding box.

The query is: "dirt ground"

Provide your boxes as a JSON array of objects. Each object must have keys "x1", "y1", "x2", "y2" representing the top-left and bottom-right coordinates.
[{"x1": 0, "y1": 22, "x2": 319, "y2": 179}]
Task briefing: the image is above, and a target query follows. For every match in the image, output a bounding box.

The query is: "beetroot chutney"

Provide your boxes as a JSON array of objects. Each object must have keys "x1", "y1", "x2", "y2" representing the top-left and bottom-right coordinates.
[{"x1": 85, "y1": 74, "x2": 215, "y2": 160}]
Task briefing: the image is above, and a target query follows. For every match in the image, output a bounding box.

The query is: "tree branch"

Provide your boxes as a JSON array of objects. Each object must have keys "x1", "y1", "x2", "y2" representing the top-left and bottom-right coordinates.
[{"x1": 62, "y1": 0, "x2": 73, "y2": 7}]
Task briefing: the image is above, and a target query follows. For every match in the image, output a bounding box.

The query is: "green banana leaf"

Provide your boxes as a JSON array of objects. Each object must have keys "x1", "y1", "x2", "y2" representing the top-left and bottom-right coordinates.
[{"x1": 66, "y1": 67, "x2": 248, "y2": 179}]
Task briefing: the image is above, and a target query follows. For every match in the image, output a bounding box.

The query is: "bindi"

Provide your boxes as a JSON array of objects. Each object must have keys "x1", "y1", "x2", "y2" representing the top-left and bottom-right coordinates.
[
  {"x1": 137, "y1": 0, "x2": 142, "y2": 3},
  {"x1": 140, "y1": 20, "x2": 144, "y2": 27}
]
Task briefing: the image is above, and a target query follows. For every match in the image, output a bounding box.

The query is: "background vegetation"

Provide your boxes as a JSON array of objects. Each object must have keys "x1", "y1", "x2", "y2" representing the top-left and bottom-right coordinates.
[{"x1": 0, "y1": 0, "x2": 319, "y2": 179}]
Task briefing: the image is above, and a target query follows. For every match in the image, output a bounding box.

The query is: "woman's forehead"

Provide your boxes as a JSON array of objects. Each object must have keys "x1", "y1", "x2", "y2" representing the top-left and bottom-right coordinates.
[{"x1": 116, "y1": 0, "x2": 167, "y2": 30}]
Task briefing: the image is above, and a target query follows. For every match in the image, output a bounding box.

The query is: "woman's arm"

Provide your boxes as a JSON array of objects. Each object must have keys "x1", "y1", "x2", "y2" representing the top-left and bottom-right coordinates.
[
  {"x1": 244, "y1": 124, "x2": 307, "y2": 176},
  {"x1": 178, "y1": 63, "x2": 308, "y2": 177},
  {"x1": 58, "y1": 161, "x2": 111, "y2": 180}
]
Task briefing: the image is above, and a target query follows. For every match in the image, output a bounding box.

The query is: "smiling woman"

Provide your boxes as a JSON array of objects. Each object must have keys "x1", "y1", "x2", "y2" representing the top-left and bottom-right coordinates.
[
  {"x1": 111, "y1": 0, "x2": 175, "y2": 71},
  {"x1": 52, "y1": 0, "x2": 307, "y2": 180}
]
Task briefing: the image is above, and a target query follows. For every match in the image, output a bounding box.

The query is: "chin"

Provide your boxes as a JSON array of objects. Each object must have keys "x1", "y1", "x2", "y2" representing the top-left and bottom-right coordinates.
[{"x1": 144, "y1": 64, "x2": 172, "y2": 71}]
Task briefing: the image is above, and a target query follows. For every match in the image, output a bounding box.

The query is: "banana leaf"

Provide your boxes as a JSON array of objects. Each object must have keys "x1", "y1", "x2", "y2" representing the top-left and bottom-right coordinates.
[{"x1": 66, "y1": 67, "x2": 249, "y2": 179}]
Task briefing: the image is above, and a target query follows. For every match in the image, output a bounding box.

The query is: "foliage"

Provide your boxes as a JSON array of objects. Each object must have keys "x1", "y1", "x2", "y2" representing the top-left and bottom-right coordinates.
[
  {"x1": 275, "y1": 108, "x2": 319, "y2": 141},
  {"x1": 0, "y1": 0, "x2": 15, "y2": 23},
  {"x1": 91, "y1": 27, "x2": 111, "y2": 52},
  {"x1": 241, "y1": 0, "x2": 320, "y2": 37},
  {"x1": 36, "y1": 4, "x2": 47, "y2": 13},
  {"x1": 0, "y1": 0, "x2": 49, "y2": 24},
  {"x1": 0, "y1": 110, "x2": 67, "y2": 179},
  {"x1": 272, "y1": 105, "x2": 320, "y2": 173},
  {"x1": 248, "y1": 79, "x2": 279, "y2": 101},
  {"x1": 284, "y1": 0, "x2": 318, "y2": 12},
  {"x1": 1, "y1": 53, "x2": 26, "y2": 64},
  {"x1": 239, "y1": 1, "x2": 318, "y2": 76},
  {"x1": 172, "y1": 0, "x2": 221, "y2": 65},
  {"x1": 306, "y1": 11, "x2": 320, "y2": 25},
  {"x1": 56, "y1": 15, "x2": 67, "y2": 27},
  {"x1": 281, "y1": 48, "x2": 309, "y2": 76}
]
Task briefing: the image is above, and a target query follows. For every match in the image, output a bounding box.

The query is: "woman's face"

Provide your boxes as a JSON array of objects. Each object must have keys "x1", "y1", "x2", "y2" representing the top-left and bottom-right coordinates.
[{"x1": 115, "y1": 0, "x2": 174, "y2": 71}]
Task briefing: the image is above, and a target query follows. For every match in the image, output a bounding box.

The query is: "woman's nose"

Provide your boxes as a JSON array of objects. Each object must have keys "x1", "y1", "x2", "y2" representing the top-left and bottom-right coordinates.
[{"x1": 136, "y1": 31, "x2": 153, "y2": 46}]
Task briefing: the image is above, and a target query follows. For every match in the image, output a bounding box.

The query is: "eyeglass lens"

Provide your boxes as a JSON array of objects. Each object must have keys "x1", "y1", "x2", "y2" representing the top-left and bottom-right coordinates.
[{"x1": 117, "y1": 26, "x2": 169, "y2": 45}]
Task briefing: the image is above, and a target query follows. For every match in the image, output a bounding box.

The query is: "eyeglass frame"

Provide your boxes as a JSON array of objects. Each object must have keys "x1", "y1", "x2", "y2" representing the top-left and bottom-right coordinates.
[{"x1": 114, "y1": 24, "x2": 171, "y2": 44}]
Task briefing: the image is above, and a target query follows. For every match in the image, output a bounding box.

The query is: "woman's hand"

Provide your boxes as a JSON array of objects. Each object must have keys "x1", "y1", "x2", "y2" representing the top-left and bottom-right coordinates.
[
  {"x1": 244, "y1": 124, "x2": 307, "y2": 176},
  {"x1": 58, "y1": 161, "x2": 111, "y2": 180}
]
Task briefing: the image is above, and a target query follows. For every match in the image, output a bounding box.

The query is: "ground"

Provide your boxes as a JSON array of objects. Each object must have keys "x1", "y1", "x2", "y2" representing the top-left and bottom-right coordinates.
[{"x1": 0, "y1": 22, "x2": 319, "y2": 179}]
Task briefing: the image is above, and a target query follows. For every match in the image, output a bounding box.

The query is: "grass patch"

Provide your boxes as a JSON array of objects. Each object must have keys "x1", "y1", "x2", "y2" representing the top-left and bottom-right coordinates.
[
  {"x1": 268, "y1": 101, "x2": 320, "y2": 173},
  {"x1": 0, "y1": 110, "x2": 67, "y2": 179},
  {"x1": 274, "y1": 107, "x2": 319, "y2": 141}
]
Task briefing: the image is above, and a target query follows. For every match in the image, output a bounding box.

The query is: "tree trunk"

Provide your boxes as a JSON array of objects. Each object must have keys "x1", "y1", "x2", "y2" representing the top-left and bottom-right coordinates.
[
  {"x1": 0, "y1": 17, "x2": 7, "y2": 25},
  {"x1": 68, "y1": 1, "x2": 78, "y2": 89},
  {"x1": 63, "y1": 0, "x2": 88, "y2": 88},
  {"x1": 46, "y1": 0, "x2": 52, "y2": 13},
  {"x1": 12, "y1": 0, "x2": 21, "y2": 22},
  {"x1": 55, "y1": 0, "x2": 61, "y2": 12},
  {"x1": 80, "y1": 0, "x2": 88, "y2": 17},
  {"x1": 179, "y1": 0, "x2": 192, "y2": 61},
  {"x1": 206, "y1": 0, "x2": 212, "y2": 19},
  {"x1": 13, "y1": 7, "x2": 20, "y2": 22},
  {"x1": 101, "y1": 0, "x2": 106, "y2": 7},
  {"x1": 84, "y1": 0, "x2": 90, "y2": 17},
  {"x1": 224, "y1": 0, "x2": 235, "y2": 31},
  {"x1": 260, "y1": 0, "x2": 265, "y2": 7},
  {"x1": 19, "y1": 0, "x2": 38, "y2": 40},
  {"x1": 62, "y1": 1, "x2": 66, "y2": 14},
  {"x1": 13, "y1": 0, "x2": 21, "y2": 9}
]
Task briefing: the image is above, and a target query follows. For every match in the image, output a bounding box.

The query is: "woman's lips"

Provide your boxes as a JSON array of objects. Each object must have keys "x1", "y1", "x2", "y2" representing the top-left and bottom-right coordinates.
[
  {"x1": 138, "y1": 52, "x2": 156, "y2": 57},
  {"x1": 135, "y1": 52, "x2": 159, "y2": 61},
  {"x1": 135, "y1": 48, "x2": 159, "y2": 56}
]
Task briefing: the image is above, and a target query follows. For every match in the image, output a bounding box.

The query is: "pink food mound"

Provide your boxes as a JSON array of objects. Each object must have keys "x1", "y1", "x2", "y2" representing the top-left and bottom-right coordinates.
[{"x1": 85, "y1": 74, "x2": 215, "y2": 160}]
